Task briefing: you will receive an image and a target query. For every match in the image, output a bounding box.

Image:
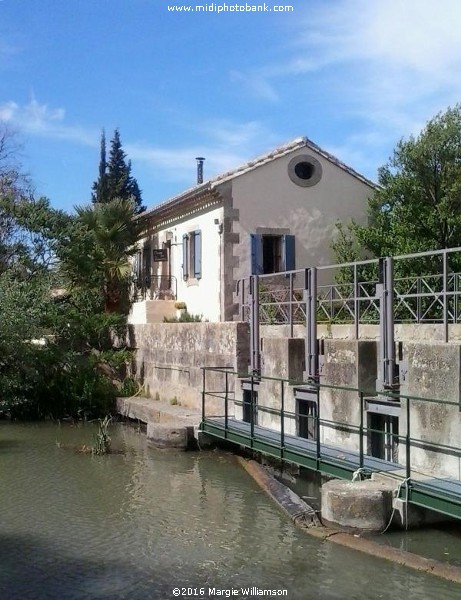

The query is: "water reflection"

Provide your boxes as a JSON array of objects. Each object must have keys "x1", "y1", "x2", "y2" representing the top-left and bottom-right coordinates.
[{"x1": 0, "y1": 422, "x2": 460, "y2": 599}]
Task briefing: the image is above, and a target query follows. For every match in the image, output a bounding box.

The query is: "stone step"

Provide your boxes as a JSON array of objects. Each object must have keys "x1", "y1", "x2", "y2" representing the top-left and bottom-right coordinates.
[{"x1": 116, "y1": 396, "x2": 201, "y2": 427}]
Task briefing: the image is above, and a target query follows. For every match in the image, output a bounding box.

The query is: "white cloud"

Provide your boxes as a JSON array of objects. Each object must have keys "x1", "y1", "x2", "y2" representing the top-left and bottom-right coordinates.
[
  {"x1": 223, "y1": 0, "x2": 461, "y2": 178},
  {"x1": 0, "y1": 98, "x2": 97, "y2": 146},
  {"x1": 0, "y1": 100, "x2": 17, "y2": 122},
  {"x1": 198, "y1": 118, "x2": 275, "y2": 147},
  {"x1": 0, "y1": 98, "x2": 281, "y2": 191},
  {"x1": 320, "y1": 0, "x2": 461, "y2": 74},
  {"x1": 229, "y1": 70, "x2": 280, "y2": 102},
  {"x1": 0, "y1": 40, "x2": 19, "y2": 68},
  {"x1": 233, "y1": 1, "x2": 461, "y2": 143},
  {"x1": 127, "y1": 143, "x2": 245, "y2": 181},
  {"x1": 296, "y1": 0, "x2": 461, "y2": 118},
  {"x1": 127, "y1": 118, "x2": 279, "y2": 184}
]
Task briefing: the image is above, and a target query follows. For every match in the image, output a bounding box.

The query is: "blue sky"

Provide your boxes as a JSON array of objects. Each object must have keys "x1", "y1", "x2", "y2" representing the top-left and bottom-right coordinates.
[{"x1": 1, "y1": 0, "x2": 461, "y2": 212}]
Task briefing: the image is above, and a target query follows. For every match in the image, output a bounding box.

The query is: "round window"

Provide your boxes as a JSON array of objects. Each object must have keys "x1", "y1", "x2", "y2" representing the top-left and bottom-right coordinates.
[{"x1": 288, "y1": 155, "x2": 322, "y2": 187}]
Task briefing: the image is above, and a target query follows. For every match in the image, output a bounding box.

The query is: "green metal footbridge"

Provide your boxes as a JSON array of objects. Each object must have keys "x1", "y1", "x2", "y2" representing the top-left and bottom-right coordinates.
[{"x1": 200, "y1": 367, "x2": 461, "y2": 522}]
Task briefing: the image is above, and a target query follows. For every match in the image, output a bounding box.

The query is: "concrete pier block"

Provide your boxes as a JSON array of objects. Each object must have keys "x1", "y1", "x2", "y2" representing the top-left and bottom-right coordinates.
[
  {"x1": 320, "y1": 340, "x2": 377, "y2": 451},
  {"x1": 321, "y1": 479, "x2": 395, "y2": 531},
  {"x1": 146, "y1": 423, "x2": 189, "y2": 449},
  {"x1": 196, "y1": 429, "x2": 216, "y2": 449}
]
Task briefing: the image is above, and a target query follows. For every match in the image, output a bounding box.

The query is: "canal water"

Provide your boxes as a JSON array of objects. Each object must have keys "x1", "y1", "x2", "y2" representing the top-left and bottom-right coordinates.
[{"x1": 1, "y1": 422, "x2": 460, "y2": 600}]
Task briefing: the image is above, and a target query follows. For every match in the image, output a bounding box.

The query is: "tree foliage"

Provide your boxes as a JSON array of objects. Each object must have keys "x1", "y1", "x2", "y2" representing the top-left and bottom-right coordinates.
[
  {"x1": 91, "y1": 129, "x2": 109, "y2": 204},
  {"x1": 92, "y1": 129, "x2": 145, "y2": 214},
  {"x1": 333, "y1": 105, "x2": 461, "y2": 278},
  {"x1": 0, "y1": 126, "x2": 140, "y2": 420},
  {"x1": 75, "y1": 197, "x2": 143, "y2": 313}
]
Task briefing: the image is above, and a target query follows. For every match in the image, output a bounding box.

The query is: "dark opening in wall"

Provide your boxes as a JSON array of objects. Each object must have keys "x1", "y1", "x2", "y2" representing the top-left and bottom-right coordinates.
[
  {"x1": 294, "y1": 161, "x2": 314, "y2": 180},
  {"x1": 288, "y1": 154, "x2": 322, "y2": 187}
]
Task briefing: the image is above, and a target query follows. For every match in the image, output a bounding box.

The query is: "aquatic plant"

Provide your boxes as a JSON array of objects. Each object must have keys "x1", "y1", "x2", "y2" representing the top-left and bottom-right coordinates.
[{"x1": 93, "y1": 415, "x2": 112, "y2": 455}]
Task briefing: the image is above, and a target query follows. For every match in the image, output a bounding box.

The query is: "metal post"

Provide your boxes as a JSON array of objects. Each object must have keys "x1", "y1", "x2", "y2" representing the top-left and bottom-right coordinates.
[
  {"x1": 304, "y1": 267, "x2": 318, "y2": 382},
  {"x1": 385, "y1": 257, "x2": 395, "y2": 389},
  {"x1": 250, "y1": 374, "x2": 255, "y2": 447},
  {"x1": 304, "y1": 269, "x2": 309, "y2": 381},
  {"x1": 240, "y1": 278, "x2": 245, "y2": 322},
  {"x1": 443, "y1": 250, "x2": 448, "y2": 343},
  {"x1": 354, "y1": 263, "x2": 359, "y2": 340},
  {"x1": 406, "y1": 395, "x2": 411, "y2": 481},
  {"x1": 377, "y1": 273, "x2": 385, "y2": 390},
  {"x1": 224, "y1": 370, "x2": 229, "y2": 433},
  {"x1": 249, "y1": 275, "x2": 261, "y2": 376},
  {"x1": 359, "y1": 391, "x2": 364, "y2": 468},
  {"x1": 280, "y1": 380, "x2": 285, "y2": 460},
  {"x1": 417, "y1": 277, "x2": 421, "y2": 323},
  {"x1": 456, "y1": 272, "x2": 459, "y2": 325},
  {"x1": 310, "y1": 268, "x2": 318, "y2": 381},
  {"x1": 316, "y1": 386, "x2": 321, "y2": 469},
  {"x1": 289, "y1": 273, "x2": 294, "y2": 338},
  {"x1": 201, "y1": 367, "x2": 206, "y2": 424},
  {"x1": 307, "y1": 267, "x2": 318, "y2": 381}
]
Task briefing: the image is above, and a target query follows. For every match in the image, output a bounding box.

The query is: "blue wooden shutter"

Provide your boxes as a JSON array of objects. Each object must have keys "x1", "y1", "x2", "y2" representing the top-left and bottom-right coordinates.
[
  {"x1": 182, "y1": 233, "x2": 189, "y2": 280},
  {"x1": 282, "y1": 235, "x2": 295, "y2": 271},
  {"x1": 194, "y1": 230, "x2": 202, "y2": 279},
  {"x1": 250, "y1": 234, "x2": 263, "y2": 275}
]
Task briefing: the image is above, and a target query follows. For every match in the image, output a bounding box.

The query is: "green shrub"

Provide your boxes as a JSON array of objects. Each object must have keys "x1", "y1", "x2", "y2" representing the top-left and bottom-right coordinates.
[
  {"x1": 163, "y1": 311, "x2": 204, "y2": 323},
  {"x1": 118, "y1": 377, "x2": 139, "y2": 397}
]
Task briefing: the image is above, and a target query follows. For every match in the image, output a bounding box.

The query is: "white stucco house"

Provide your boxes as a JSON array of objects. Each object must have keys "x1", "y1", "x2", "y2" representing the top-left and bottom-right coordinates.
[{"x1": 129, "y1": 137, "x2": 377, "y2": 324}]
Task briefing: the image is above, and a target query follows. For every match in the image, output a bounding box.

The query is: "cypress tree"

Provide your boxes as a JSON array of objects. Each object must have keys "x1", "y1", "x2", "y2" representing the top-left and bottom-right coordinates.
[
  {"x1": 92, "y1": 129, "x2": 145, "y2": 214},
  {"x1": 91, "y1": 130, "x2": 109, "y2": 205},
  {"x1": 107, "y1": 130, "x2": 145, "y2": 214}
]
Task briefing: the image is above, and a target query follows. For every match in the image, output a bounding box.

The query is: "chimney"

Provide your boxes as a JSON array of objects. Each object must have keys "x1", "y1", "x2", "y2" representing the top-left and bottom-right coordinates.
[{"x1": 195, "y1": 157, "x2": 205, "y2": 184}]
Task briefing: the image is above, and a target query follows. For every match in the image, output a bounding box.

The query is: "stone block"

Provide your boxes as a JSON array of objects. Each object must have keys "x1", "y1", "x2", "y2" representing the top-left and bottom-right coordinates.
[
  {"x1": 320, "y1": 340, "x2": 377, "y2": 451},
  {"x1": 146, "y1": 423, "x2": 190, "y2": 449},
  {"x1": 401, "y1": 342, "x2": 461, "y2": 478},
  {"x1": 321, "y1": 479, "x2": 395, "y2": 531}
]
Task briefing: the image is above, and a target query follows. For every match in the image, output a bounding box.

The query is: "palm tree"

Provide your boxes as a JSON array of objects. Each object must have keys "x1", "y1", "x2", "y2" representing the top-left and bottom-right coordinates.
[{"x1": 74, "y1": 197, "x2": 143, "y2": 313}]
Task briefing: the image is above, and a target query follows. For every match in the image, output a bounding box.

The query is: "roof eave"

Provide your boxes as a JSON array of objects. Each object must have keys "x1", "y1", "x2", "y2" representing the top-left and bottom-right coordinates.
[{"x1": 136, "y1": 181, "x2": 212, "y2": 222}]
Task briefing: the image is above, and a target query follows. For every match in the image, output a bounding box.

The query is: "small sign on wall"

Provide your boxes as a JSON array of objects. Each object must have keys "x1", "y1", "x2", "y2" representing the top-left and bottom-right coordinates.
[{"x1": 153, "y1": 248, "x2": 168, "y2": 262}]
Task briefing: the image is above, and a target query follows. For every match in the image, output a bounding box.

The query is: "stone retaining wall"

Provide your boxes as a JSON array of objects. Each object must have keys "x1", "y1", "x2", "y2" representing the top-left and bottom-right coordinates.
[{"x1": 128, "y1": 322, "x2": 250, "y2": 413}]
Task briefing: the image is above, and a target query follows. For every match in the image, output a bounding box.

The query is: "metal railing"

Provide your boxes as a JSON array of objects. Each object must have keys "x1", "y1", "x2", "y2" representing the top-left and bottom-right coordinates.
[
  {"x1": 133, "y1": 274, "x2": 177, "y2": 301},
  {"x1": 238, "y1": 247, "x2": 461, "y2": 335},
  {"x1": 201, "y1": 367, "x2": 461, "y2": 520}
]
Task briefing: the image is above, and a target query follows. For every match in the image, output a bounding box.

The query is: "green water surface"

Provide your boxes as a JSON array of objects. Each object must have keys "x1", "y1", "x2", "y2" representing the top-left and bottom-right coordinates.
[{"x1": 0, "y1": 422, "x2": 460, "y2": 600}]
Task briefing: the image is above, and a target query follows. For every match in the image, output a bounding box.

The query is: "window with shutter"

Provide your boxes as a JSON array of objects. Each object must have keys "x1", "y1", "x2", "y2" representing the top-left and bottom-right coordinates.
[
  {"x1": 250, "y1": 233, "x2": 295, "y2": 274},
  {"x1": 194, "y1": 230, "x2": 202, "y2": 278},
  {"x1": 182, "y1": 234, "x2": 189, "y2": 280},
  {"x1": 183, "y1": 230, "x2": 202, "y2": 281}
]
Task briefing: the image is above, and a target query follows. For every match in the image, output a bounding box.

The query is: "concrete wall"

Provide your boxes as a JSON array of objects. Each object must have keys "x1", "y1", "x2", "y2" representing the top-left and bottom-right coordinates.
[
  {"x1": 258, "y1": 338, "x2": 461, "y2": 479},
  {"x1": 320, "y1": 340, "x2": 377, "y2": 451},
  {"x1": 258, "y1": 337, "x2": 305, "y2": 433},
  {"x1": 260, "y1": 323, "x2": 461, "y2": 342},
  {"x1": 128, "y1": 321, "x2": 250, "y2": 414},
  {"x1": 128, "y1": 319, "x2": 461, "y2": 481},
  {"x1": 249, "y1": 335, "x2": 461, "y2": 480},
  {"x1": 247, "y1": 338, "x2": 376, "y2": 450},
  {"x1": 129, "y1": 300, "x2": 177, "y2": 324},
  {"x1": 401, "y1": 342, "x2": 461, "y2": 479}
]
